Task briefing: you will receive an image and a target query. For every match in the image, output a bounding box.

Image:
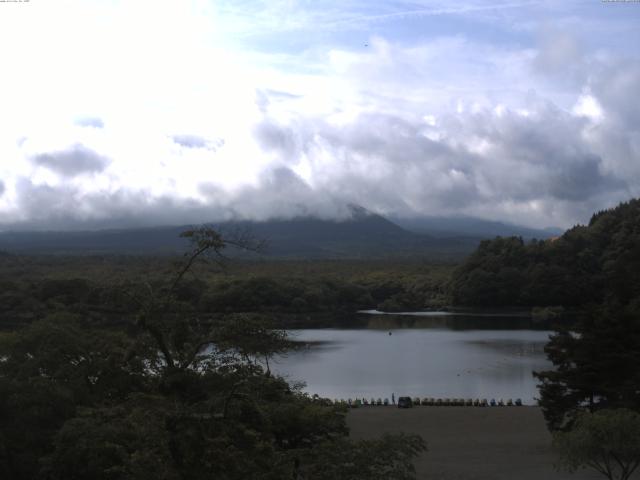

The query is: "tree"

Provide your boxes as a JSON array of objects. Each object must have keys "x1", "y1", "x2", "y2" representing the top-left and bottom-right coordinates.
[
  {"x1": 117, "y1": 225, "x2": 267, "y2": 377},
  {"x1": 0, "y1": 226, "x2": 427, "y2": 479},
  {"x1": 296, "y1": 433, "x2": 426, "y2": 480},
  {"x1": 534, "y1": 307, "x2": 640, "y2": 431},
  {"x1": 0, "y1": 313, "x2": 142, "y2": 479},
  {"x1": 553, "y1": 409, "x2": 640, "y2": 480}
]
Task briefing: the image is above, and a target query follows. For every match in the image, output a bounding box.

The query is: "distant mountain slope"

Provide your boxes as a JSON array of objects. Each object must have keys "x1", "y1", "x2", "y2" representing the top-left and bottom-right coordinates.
[
  {"x1": 0, "y1": 207, "x2": 477, "y2": 259},
  {"x1": 0, "y1": 225, "x2": 190, "y2": 255},
  {"x1": 391, "y1": 216, "x2": 562, "y2": 239},
  {"x1": 222, "y1": 206, "x2": 429, "y2": 257}
]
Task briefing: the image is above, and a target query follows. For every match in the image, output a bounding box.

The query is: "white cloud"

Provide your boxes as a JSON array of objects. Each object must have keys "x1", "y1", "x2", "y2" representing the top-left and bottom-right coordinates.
[
  {"x1": 573, "y1": 93, "x2": 604, "y2": 122},
  {"x1": 0, "y1": 1, "x2": 638, "y2": 231}
]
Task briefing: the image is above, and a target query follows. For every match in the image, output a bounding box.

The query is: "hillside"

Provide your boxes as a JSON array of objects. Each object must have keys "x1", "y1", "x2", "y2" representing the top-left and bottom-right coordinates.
[
  {"x1": 0, "y1": 207, "x2": 565, "y2": 260},
  {"x1": 392, "y1": 215, "x2": 561, "y2": 240},
  {"x1": 450, "y1": 198, "x2": 640, "y2": 308},
  {"x1": 0, "y1": 207, "x2": 476, "y2": 259}
]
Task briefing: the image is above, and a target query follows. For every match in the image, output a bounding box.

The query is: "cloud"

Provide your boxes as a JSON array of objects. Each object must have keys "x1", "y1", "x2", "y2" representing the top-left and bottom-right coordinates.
[
  {"x1": 172, "y1": 134, "x2": 207, "y2": 149},
  {"x1": 253, "y1": 121, "x2": 306, "y2": 162},
  {"x1": 5, "y1": 167, "x2": 348, "y2": 231},
  {"x1": 198, "y1": 166, "x2": 351, "y2": 222},
  {"x1": 245, "y1": 88, "x2": 633, "y2": 227},
  {"x1": 171, "y1": 135, "x2": 225, "y2": 151},
  {"x1": 9, "y1": 178, "x2": 225, "y2": 231},
  {"x1": 1, "y1": 2, "x2": 639, "y2": 231},
  {"x1": 0, "y1": 180, "x2": 5, "y2": 198},
  {"x1": 255, "y1": 89, "x2": 302, "y2": 114},
  {"x1": 534, "y1": 27, "x2": 583, "y2": 74},
  {"x1": 5, "y1": 51, "x2": 638, "y2": 232},
  {"x1": 31, "y1": 144, "x2": 110, "y2": 177},
  {"x1": 590, "y1": 59, "x2": 640, "y2": 127},
  {"x1": 74, "y1": 117, "x2": 104, "y2": 128},
  {"x1": 327, "y1": 0, "x2": 538, "y2": 29},
  {"x1": 213, "y1": 0, "x2": 539, "y2": 38},
  {"x1": 548, "y1": 154, "x2": 625, "y2": 201}
]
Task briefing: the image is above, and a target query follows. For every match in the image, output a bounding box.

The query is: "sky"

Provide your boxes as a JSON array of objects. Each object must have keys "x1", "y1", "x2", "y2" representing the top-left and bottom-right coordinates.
[{"x1": 1, "y1": 0, "x2": 639, "y2": 230}]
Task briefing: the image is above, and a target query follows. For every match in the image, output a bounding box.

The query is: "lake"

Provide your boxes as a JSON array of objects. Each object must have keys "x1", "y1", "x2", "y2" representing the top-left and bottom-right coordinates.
[{"x1": 272, "y1": 313, "x2": 553, "y2": 405}]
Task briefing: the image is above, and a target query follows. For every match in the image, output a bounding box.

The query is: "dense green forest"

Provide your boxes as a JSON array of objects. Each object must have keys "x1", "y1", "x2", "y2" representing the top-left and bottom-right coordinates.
[
  {"x1": 0, "y1": 229, "x2": 426, "y2": 479},
  {"x1": 449, "y1": 199, "x2": 640, "y2": 432},
  {"x1": 0, "y1": 255, "x2": 452, "y2": 332},
  {"x1": 451, "y1": 198, "x2": 640, "y2": 310},
  {"x1": 3, "y1": 199, "x2": 640, "y2": 477}
]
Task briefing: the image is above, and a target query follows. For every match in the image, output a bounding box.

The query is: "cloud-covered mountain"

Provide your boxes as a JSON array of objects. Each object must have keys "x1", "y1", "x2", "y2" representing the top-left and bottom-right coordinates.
[
  {"x1": 0, "y1": 203, "x2": 567, "y2": 259},
  {"x1": 391, "y1": 216, "x2": 562, "y2": 240},
  {"x1": 0, "y1": 2, "x2": 639, "y2": 232},
  {"x1": 0, "y1": 206, "x2": 479, "y2": 259}
]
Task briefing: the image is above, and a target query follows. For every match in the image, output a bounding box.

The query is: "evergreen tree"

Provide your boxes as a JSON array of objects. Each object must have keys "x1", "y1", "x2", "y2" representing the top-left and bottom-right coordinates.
[{"x1": 534, "y1": 307, "x2": 640, "y2": 430}]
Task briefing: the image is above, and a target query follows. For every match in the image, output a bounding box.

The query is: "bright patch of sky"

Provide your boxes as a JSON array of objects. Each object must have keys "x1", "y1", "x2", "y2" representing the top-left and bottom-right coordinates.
[{"x1": 0, "y1": 0, "x2": 639, "y2": 229}]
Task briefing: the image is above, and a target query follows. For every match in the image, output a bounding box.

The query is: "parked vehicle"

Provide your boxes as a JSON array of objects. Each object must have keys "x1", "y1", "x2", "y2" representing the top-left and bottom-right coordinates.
[{"x1": 397, "y1": 396, "x2": 413, "y2": 408}]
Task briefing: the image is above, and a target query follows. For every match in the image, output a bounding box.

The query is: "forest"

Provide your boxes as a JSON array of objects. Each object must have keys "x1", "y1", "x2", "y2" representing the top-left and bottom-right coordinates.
[
  {"x1": 451, "y1": 199, "x2": 640, "y2": 437},
  {"x1": 2, "y1": 200, "x2": 640, "y2": 478},
  {"x1": 0, "y1": 254, "x2": 452, "y2": 332},
  {"x1": 0, "y1": 229, "x2": 428, "y2": 479},
  {"x1": 451, "y1": 198, "x2": 640, "y2": 311}
]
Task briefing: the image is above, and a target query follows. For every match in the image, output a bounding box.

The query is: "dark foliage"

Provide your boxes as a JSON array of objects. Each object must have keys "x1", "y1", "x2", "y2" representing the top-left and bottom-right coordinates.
[
  {"x1": 553, "y1": 409, "x2": 640, "y2": 480},
  {"x1": 0, "y1": 228, "x2": 425, "y2": 479},
  {"x1": 0, "y1": 255, "x2": 452, "y2": 332},
  {"x1": 535, "y1": 306, "x2": 640, "y2": 430},
  {"x1": 451, "y1": 199, "x2": 640, "y2": 430},
  {"x1": 451, "y1": 199, "x2": 640, "y2": 308}
]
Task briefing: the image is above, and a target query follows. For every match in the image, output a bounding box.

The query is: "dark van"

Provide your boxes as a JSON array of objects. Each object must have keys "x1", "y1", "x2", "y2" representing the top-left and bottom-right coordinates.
[{"x1": 397, "y1": 396, "x2": 413, "y2": 408}]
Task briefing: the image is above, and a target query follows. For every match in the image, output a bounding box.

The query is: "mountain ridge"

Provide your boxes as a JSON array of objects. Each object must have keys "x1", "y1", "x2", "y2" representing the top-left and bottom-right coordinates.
[
  {"x1": 0, "y1": 208, "x2": 558, "y2": 259},
  {"x1": 391, "y1": 215, "x2": 562, "y2": 240}
]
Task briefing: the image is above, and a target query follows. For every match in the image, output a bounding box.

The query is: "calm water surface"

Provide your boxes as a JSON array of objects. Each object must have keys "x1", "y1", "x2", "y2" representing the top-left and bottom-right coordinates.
[{"x1": 272, "y1": 314, "x2": 552, "y2": 405}]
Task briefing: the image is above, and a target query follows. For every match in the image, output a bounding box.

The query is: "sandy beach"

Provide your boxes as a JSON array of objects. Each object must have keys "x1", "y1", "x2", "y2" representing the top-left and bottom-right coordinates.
[{"x1": 347, "y1": 406, "x2": 623, "y2": 480}]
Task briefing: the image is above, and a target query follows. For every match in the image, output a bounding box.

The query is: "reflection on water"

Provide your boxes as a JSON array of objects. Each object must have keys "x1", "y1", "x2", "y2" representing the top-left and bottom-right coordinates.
[{"x1": 272, "y1": 315, "x2": 552, "y2": 405}]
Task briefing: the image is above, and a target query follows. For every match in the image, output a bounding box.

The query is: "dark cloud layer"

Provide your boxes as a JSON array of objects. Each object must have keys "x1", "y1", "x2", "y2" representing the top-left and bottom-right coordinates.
[
  {"x1": 548, "y1": 155, "x2": 623, "y2": 201},
  {"x1": 250, "y1": 92, "x2": 633, "y2": 225},
  {"x1": 31, "y1": 144, "x2": 110, "y2": 177},
  {"x1": 5, "y1": 164, "x2": 349, "y2": 231},
  {"x1": 11, "y1": 178, "x2": 229, "y2": 231},
  {"x1": 199, "y1": 166, "x2": 350, "y2": 221},
  {"x1": 253, "y1": 121, "x2": 306, "y2": 162}
]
